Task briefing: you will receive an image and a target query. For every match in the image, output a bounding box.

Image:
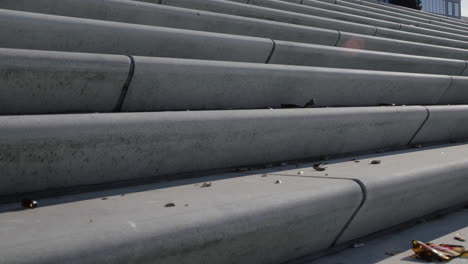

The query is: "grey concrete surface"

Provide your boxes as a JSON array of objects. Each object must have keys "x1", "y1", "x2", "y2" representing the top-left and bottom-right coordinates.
[
  {"x1": 0, "y1": 1, "x2": 342, "y2": 47},
  {"x1": 3, "y1": 6, "x2": 468, "y2": 62},
  {"x1": 356, "y1": 0, "x2": 468, "y2": 29},
  {"x1": 411, "y1": 106, "x2": 468, "y2": 144},
  {"x1": 241, "y1": 0, "x2": 468, "y2": 43},
  {"x1": 122, "y1": 57, "x2": 454, "y2": 111},
  {"x1": 373, "y1": 27, "x2": 468, "y2": 50},
  {"x1": 0, "y1": 9, "x2": 273, "y2": 63},
  {"x1": 270, "y1": 41, "x2": 468, "y2": 75},
  {"x1": 0, "y1": 173, "x2": 363, "y2": 264},
  {"x1": 0, "y1": 107, "x2": 426, "y2": 195},
  {"x1": 0, "y1": 48, "x2": 130, "y2": 114},
  {"x1": 336, "y1": 32, "x2": 468, "y2": 60},
  {"x1": 155, "y1": 0, "x2": 468, "y2": 50},
  {"x1": 304, "y1": 209, "x2": 468, "y2": 264},
  {"x1": 267, "y1": 143, "x2": 468, "y2": 244}
]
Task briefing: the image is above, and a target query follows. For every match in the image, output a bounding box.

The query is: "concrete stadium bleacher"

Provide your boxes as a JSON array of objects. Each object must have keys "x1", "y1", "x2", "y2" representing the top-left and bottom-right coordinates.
[{"x1": 0, "y1": 0, "x2": 467, "y2": 263}]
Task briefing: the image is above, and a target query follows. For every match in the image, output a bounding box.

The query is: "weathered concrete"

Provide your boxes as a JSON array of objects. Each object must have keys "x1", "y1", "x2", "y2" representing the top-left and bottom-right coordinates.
[
  {"x1": 237, "y1": 0, "x2": 468, "y2": 43},
  {"x1": 0, "y1": 107, "x2": 426, "y2": 195},
  {"x1": 336, "y1": 32, "x2": 468, "y2": 60},
  {"x1": 268, "y1": 143, "x2": 468, "y2": 244},
  {"x1": 0, "y1": 174, "x2": 362, "y2": 264},
  {"x1": 373, "y1": 27, "x2": 468, "y2": 50},
  {"x1": 155, "y1": 0, "x2": 468, "y2": 50},
  {"x1": 121, "y1": 57, "x2": 455, "y2": 111},
  {"x1": 0, "y1": 9, "x2": 273, "y2": 63},
  {"x1": 270, "y1": 41, "x2": 467, "y2": 75},
  {"x1": 0, "y1": 1, "x2": 342, "y2": 46},
  {"x1": 411, "y1": 106, "x2": 468, "y2": 145},
  {"x1": 306, "y1": 209, "x2": 468, "y2": 264},
  {"x1": 0, "y1": 48, "x2": 130, "y2": 114}
]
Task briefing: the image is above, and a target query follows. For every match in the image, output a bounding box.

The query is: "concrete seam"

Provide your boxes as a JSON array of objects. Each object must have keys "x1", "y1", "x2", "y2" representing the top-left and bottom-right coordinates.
[
  {"x1": 265, "y1": 39, "x2": 276, "y2": 64},
  {"x1": 407, "y1": 106, "x2": 430, "y2": 146},
  {"x1": 271, "y1": 174, "x2": 367, "y2": 248},
  {"x1": 333, "y1": 31, "x2": 342, "y2": 46},
  {"x1": 372, "y1": 26, "x2": 379, "y2": 36},
  {"x1": 459, "y1": 60, "x2": 468, "y2": 76},
  {"x1": 113, "y1": 55, "x2": 135, "y2": 112},
  {"x1": 435, "y1": 75, "x2": 454, "y2": 105}
]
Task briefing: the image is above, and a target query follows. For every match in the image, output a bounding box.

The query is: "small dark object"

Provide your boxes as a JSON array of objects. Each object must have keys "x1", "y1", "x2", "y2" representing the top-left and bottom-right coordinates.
[
  {"x1": 370, "y1": 160, "x2": 381, "y2": 165},
  {"x1": 313, "y1": 163, "x2": 326, "y2": 171},
  {"x1": 164, "y1": 203, "x2": 176, "y2": 207},
  {"x1": 101, "y1": 197, "x2": 108, "y2": 200},
  {"x1": 454, "y1": 236, "x2": 465, "y2": 242},
  {"x1": 275, "y1": 180, "x2": 282, "y2": 184},
  {"x1": 21, "y1": 199, "x2": 38, "y2": 209},
  {"x1": 303, "y1": 98, "x2": 316, "y2": 108},
  {"x1": 201, "y1": 182, "x2": 212, "y2": 188},
  {"x1": 185, "y1": 204, "x2": 189, "y2": 207},
  {"x1": 261, "y1": 174, "x2": 268, "y2": 177}
]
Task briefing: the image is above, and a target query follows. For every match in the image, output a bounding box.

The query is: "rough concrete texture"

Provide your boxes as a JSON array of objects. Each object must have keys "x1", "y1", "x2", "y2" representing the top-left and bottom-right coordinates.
[
  {"x1": 0, "y1": 9, "x2": 273, "y2": 62},
  {"x1": 244, "y1": 0, "x2": 468, "y2": 42},
  {"x1": 336, "y1": 32, "x2": 468, "y2": 60},
  {"x1": 0, "y1": 48, "x2": 130, "y2": 114},
  {"x1": 0, "y1": 107, "x2": 426, "y2": 195},
  {"x1": 160, "y1": 0, "x2": 378, "y2": 35},
  {"x1": 0, "y1": 174, "x2": 363, "y2": 264},
  {"x1": 0, "y1": 0, "x2": 342, "y2": 46},
  {"x1": 373, "y1": 27, "x2": 468, "y2": 50},
  {"x1": 411, "y1": 106, "x2": 468, "y2": 144},
  {"x1": 305, "y1": 209, "x2": 468, "y2": 264},
  {"x1": 122, "y1": 57, "x2": 453, "y2": 111},
  {"x1": 270, "y1": 40, "x2": 467, "y2": 75},
  {"x1": 266, "y1": 143, "x2": 468, "y2": 244}
]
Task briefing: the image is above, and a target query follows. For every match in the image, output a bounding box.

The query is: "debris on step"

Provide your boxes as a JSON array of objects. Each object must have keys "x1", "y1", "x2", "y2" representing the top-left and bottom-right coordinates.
[
  {"x1": 313, "y1": 163, "x2": 327, "y2": 171},
  {"x1": 201, "y1": 182, "x2": 212, "y2": 188},
  {"x1": 411, "y1": 240, "x2": 468, "y2": 261},
  {"x1": 21, "y1": 199, "x2": 38, "y2": 209},
  {"x1": 303, "y1": 98, "x2": 317, "y2": 108},
  {"x1": 297, "y1": 171, "x2": 304, "y2": 175},
  {"x1": 370, "y1": 160, "x2": 381, "y2": 165},
  {"x1": 454, "y1": 234, "x2": 465, "y2": 242},
  {"x1": 275, "y1": 180, "x2": 282, "y2": 184},
  {"x1": 164, "y1": 203, "x2": 176, "y2": 208}
]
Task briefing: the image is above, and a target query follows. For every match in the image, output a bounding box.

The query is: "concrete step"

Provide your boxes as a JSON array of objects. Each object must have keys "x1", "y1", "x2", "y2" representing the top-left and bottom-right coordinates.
[
  {"x1": 0, "y1": 106, "x2": 428, "y2": 196},
  {"x1": 3, "y1": 48, "x2": 468, "y2": 114},
  {"x1": 0, "y1": 143, "x2": 467, "y2": 264},
  {"x1": 2, "y1": 8, "x2": 468, "y2": 61},
  {"x1": 2, "y1": 0, "x2": 468, "y2": 53}
]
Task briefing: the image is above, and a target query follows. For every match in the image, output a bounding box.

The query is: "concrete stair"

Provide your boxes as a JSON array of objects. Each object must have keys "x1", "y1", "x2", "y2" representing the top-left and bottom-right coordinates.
[{"x1": 0, "y1": 0, "x2": 467, "y2": 263}]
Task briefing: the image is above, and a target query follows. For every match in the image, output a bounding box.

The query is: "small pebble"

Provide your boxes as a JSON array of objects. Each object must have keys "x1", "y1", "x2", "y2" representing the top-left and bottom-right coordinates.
[
  {"x1": 275, "y1": 180, "x2": 282, "y2": 184},
  {"x1": 298, "y1": 171, "x2": 304, "y2": 175},
  {"x1": 201, "y1": 182, "x2": 212, "y2": 188},
  {"x1": 101, "y1": 197, "x2": 108, "y2": 200},
  {"x1": 21, "y1": 199, "x2": 38, "y2": 209},
  {"x1": 164, "y1": 203, "x2": 176, "y2": 207},
  {"x1": 313, "y1": 163, "x2": 327, "y2": 171},
  {"x1": 261, "y1": 174, "x2": 268, "y2": 177},
  {"x1": 185, "y1": 204, "x2": 189, "y2": 207},
  {"x1": 454, "y1": 234, "x2": 465, "y2": 242},
  {"x1": 370, "y1": 160, "x2": 381, "y2": 165}
]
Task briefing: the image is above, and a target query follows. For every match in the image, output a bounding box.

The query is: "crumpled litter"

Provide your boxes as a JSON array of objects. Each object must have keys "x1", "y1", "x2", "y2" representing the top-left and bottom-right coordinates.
[{"x1": 411, "y1": 240, "x2": 468, "y2": 261}]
